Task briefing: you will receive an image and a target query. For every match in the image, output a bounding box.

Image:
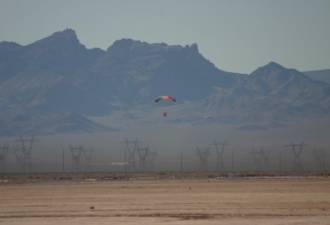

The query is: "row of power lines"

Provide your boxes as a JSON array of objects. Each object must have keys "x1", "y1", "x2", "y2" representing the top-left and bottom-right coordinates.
[
  {"x1": 0, "y1": 137, "x2": 94, "y2": 173},
  {"x1": 0, "y1": 136, "x2": 37, "y2": 174},
  {"x1": 193, "y1": 141, "x2": 328, "y2": 173},
  {"x1": 122, "y1": 138, "x2": 158, "y2": 172},
  {"x1": 0, "y1": 137, "x2": 329, "y2": 174}
]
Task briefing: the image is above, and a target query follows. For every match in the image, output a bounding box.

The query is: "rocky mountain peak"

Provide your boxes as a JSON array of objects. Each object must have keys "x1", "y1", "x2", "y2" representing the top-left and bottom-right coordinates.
[
  {"x1": 52, "y1": 28, "x2": 77, "y2": 39},
  {"x1": 265, "y1": 61, "x2": 284, "y2": 69},
  {"x1": 25, "y1": 28, "x2": 84, "y2": 50},
  {"x1": 245, "y1": 61, "x2": 315, "y2": 96},
  {"x1": 107, "y1": 38, "x2": 200, "y2": 56},
  {"x1": 250, "y1": 61, "x2": 286, "y2": 77},
  {"x1": 249, "y1": 61, "x2": 307, "y2": 81}
]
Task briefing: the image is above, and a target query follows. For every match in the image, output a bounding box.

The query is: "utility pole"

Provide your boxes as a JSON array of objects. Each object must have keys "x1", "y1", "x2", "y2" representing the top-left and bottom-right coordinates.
[
  {"x1": 148, "y1": 150, "x2": 158, "y2": 171},
  {"x1": 279, "y1": 148, "x2": 283, "y2": 175},
  {"x1": 82, "y1": 148, "x2": 93, "y2": 172},
  {"x1": 313, "y1": 147, "x2": 327, "y2": 173},
  {"x1": 231, "y1": 148, "x2": 235, "y2": 172},
  {"x1": 180, "y1": 152, "x2": 184, "y2": 172},
  {"x1": 0, "y1": 144, "x2": 9, "y2": 173},
  {"x1": 62, "y1": 147, "x2": 65, "y2": 173}
]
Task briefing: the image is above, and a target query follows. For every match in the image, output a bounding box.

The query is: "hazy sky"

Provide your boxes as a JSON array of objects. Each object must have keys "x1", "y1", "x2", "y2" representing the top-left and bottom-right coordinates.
[{"x1": 0, "y1": 0, "x2": 329, "y2": 73}]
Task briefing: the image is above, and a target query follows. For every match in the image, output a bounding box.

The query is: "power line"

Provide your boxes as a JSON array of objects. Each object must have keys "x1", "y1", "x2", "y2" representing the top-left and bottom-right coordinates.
[
  {"x1": 284, "y1": 142, "x2": 306, "y2": 173},
  {"x1": 196, "y1": 146, "x2": 211, "y2": 171},
  {"x1": 0, "y1": 143, "x2": 9, "y2": 173},
  {"x1": 251, "y1": 146, "x2": 271, "y2": 172},
  {"x1": 212, "y1": 140, "x2": 227, "y2": 171},
  {"x1": 14, "y1": 136, "x2": 38, "y2": 174}
]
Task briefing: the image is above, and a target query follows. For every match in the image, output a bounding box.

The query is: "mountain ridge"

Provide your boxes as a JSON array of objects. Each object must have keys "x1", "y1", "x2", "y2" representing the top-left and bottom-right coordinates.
[
  {"x1": 304, "y1": 69, "x2": 330, "y2": 84},
  {"x1": 0, "y1": 29, "x2": 329, "y2": 135}
]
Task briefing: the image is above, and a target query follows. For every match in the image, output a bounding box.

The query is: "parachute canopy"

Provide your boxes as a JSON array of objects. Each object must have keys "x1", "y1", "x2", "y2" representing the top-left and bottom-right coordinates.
[{"x1": 154, "y1": 95, "x2": 176, "y2": 103}]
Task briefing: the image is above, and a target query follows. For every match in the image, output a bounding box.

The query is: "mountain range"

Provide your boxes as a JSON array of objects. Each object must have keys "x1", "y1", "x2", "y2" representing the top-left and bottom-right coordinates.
[
  {"x1": 303, "y1": 69, "x2": 330, "y2": 84},
  {"x1": 0, "y1": 29, "x2": 329, "y2": 136}
]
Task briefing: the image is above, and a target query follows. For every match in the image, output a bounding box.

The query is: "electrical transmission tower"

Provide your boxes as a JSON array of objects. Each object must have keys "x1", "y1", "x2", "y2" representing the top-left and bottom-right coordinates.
[
  {"x1": 284, "y1": 142, "x2": 306, "y2": 173},
  {"x1": 69, "y1": 145, "x2": 83, "y2": 172},
  {"x1": 137, "y1": 146, "x2": 149, "y2": 171},
  {"x1": 213, "y1": 140, "x2": 227, "y2": 171},
  {"x1": 179, "y1": 152, "x2": 184, "y2": 172},
  {"x1": 0, "y1": 143, "x2": 9, "y2": 173},
  {"x1": 196, "y1": 146, "x2": 211, "y2": 171},
  {"x1": 14, "y1": 136, "x2": 37, "y2": 174},
  {"x1": 251, "y1": 146, "x2": 271, "y2": 172},
  {"x1": 313, "y1": 148, "x2": 328, "y2": 173},
  {"x1": 122, "y1": 138, "x2": 140, "y2": 172},
  {"x1": 278, "y1": 148, "x2": 284, "y2": 174},
  {"x1": 82, "y1": 148, "x2": 94, "y2": 172}
]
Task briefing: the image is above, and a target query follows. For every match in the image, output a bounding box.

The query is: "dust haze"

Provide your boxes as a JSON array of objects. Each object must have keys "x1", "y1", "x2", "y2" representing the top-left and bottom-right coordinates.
[{"x1": 1, "y1": 116, "x2": 330, "y2": 174}]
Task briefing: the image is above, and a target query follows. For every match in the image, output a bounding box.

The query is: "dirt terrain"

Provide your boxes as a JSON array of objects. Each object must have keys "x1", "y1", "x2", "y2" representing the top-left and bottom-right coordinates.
[{"x1": 0, "y1": 177, "x2": 330, "y2": 225}]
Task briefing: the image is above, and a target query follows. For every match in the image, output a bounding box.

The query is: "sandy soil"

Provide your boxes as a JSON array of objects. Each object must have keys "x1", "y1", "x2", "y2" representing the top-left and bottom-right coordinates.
[{"x1": 0, "y1": 177, "x2": 330, "y2": 225}]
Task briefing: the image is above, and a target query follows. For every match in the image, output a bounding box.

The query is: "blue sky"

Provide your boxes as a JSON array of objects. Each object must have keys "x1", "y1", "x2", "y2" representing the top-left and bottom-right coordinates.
[{"x1": 0, "y1": 0, "x2": 329, "y2": 73}]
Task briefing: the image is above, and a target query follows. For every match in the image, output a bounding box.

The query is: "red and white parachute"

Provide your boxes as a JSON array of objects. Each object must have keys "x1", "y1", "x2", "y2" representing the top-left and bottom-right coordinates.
[
  {"x1": 154, "y1": 95, "x2": 176, "y2": 103},
  {"x1": 154, "y1": 96, "x2": 176, "y2": 117}
]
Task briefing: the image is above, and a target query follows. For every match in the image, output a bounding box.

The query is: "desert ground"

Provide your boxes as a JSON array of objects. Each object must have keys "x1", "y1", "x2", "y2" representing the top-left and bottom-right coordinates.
[{"x1": 0, "y1": 175, "x2": 330, "y2": 225}]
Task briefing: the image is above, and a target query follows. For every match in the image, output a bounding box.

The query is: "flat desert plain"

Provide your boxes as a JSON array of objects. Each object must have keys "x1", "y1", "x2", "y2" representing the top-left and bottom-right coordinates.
[{"x1": 0, "y1": 177, "x2": 330, "y2": 225}]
